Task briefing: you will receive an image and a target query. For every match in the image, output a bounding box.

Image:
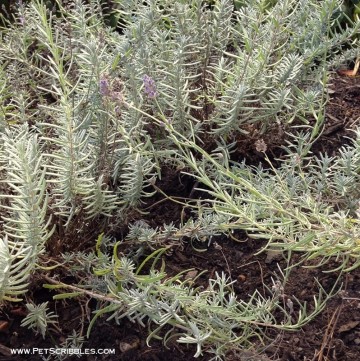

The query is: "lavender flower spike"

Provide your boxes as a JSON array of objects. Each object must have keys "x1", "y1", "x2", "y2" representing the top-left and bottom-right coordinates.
[
  {"x1": 143, "y1": 74, "x2": 157, "y2": 99},
  {"x1": 99, "y1": 77, "x2": 110, "y2": 97}
]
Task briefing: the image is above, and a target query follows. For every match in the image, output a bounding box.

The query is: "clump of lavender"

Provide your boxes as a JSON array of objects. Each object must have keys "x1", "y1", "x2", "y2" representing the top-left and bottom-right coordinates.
[{"x1": 143, "y1": 74, "x2": 157, "y2": 99}]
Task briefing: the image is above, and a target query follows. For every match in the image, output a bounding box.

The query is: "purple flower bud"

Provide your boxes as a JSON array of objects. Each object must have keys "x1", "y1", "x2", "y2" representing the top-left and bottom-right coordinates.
[
  {"x1": 143, "y1": 74, "x2": 157, "y2": 99},
  {"x1": 99, "y1": 77, "x2": 110, "y2": 97}
]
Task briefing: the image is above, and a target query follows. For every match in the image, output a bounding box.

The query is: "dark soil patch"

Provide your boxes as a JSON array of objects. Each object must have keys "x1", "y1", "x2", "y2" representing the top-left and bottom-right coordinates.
[
  {"x1": 312, "y1": 71, "x2": 360, "y2": 156},
  {"x1": 1, "y1": 238, "x2": 360, "y2": 361},
  {"x1": 1, "y1": 72, "x2": 360, "y2": 361}
]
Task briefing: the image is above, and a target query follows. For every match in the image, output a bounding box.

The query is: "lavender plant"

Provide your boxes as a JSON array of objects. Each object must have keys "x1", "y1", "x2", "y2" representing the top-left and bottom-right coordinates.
[
  {"x1": 0, "y1": 235, "x2": 32, "y2": 302},
  {"x1": 20, "y1": 302, "x2": 58, "y2": 339},
  {"x1": 41, "y1": 240, "x2": 337, "y2": 361},
  {"x1": 0, "y1": 0, "x2": 359, "y2": 359},
  {"x1": 158, "y1": 121, "x2": 360, "y2": 272}
]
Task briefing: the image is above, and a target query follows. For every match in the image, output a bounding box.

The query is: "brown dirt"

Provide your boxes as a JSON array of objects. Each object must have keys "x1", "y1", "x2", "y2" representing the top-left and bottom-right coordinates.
[
  {"x1": 1, "y1": 72, "x2": 360, "y2": 361},
  {"x1": 312, "y1": 71, "x2": 360, "y2": 155}
]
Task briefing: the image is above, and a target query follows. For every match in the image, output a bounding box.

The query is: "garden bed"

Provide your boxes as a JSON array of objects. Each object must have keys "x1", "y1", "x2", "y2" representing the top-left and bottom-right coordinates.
[{"x1": 1, "y1": 71, "x2": 360, "y2": 361}]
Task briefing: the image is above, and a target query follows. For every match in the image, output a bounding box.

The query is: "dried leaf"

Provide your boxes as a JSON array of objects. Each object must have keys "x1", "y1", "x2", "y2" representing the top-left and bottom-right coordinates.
[
  {"x1": 338, "y1": 321, "x2": 360, "y2": 333},
  {"x1": 185, "y1": 270, "x2": 198, "y2": 280}
]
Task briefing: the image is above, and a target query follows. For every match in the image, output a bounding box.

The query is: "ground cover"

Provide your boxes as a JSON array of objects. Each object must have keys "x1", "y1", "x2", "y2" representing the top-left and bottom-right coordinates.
[
  {"x1": 0, "y1": 71, "x2": 359, "y2": 361},
  {"x1": 1, "y1": 1, "x2": 360, "y2": 360}
]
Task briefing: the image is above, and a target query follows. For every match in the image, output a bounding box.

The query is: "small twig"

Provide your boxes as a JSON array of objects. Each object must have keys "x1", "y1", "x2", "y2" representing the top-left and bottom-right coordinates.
[
  {"x1": 341, "y1": 297, "x2": 360, "y2": 301},
  {"x1": 42, "y1": 275, "x2": 123, "y2": 305},
  {"x1": 313, "y1": 303, "x2": 342, "y2": 361},
  {"x1": 214, "y1": 241, "x2": 232, "y2": 283},
  {"x1": 314, "y1": 273, "x2": 348, "y2": 361}
]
